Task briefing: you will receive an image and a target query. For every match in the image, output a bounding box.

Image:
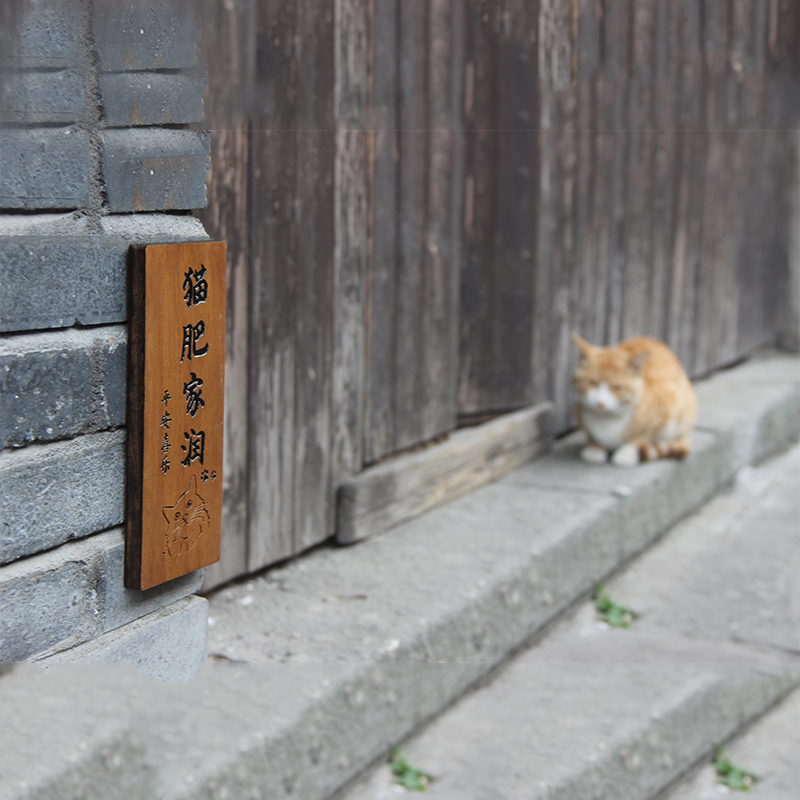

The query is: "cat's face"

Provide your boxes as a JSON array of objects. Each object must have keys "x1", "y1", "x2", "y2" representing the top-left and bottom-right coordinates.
[
  {"x1": 162, "y1": 475, "x2": 210, "y2": 558},
  {"x1": 572, "y1": 334, "x2": 644, "y2": 416}
]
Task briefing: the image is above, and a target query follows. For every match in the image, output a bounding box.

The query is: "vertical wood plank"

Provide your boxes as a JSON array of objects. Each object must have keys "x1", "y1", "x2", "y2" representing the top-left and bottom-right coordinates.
[
  {"x1": 730, "y1": 0, "x2": 760, "y2": 76},
  {"x1": 539, "y1": 0, "x2": 573, "y2": 92},
  {"x1": 622, "y1": 0, "x2": 656, "y2": 341},
  {"x1": 693, "y1": 128, "x2": 721, "y2": 375},
  {"x1": 667, "y1": 0, "x2": 705, "y2": 370},
  {"x1": 768, "y1": 0, "x2": 800, "y2": 79},
  {"x1": 459, "y1": 0, "x2": 499, "y2": 414},
  {"x1": 196, "y1": 0, "x2": 254, "y2": 588},
  {"x1": 574, "y1": 0, "x2": 599, "y2": 349},
  {"x1": 420, "y1": 0, "x2": 464, "y2": 440},
  {"x1": 332, "y1": 0, "x2": 369, "y2": 486},
  {"x1": 533, "y1": 0, "x2": 571, "y2": 409},
  {"x1": 394, "y1": 0, "x2": 429, "y2": 451},
  {"x1": 365, "y1": 0, "x2": 465, "y2": 456},
  {"x1": 552, "y1": 90, "x2": 579, "y2": 431},
  {"x1": 766, "y1": 130, "x2": 794, "y2": 350},
  {"x1": 589, "y1": 75, "x2": 614, "y2": 347},
  {"x1": 538, "y1": 0, "x2": 576, "y2": 431},
  {"x1": 721, "y1": 132, "x2": 743, "y2": 365},
  {"x1": 460, "y1": 0, "x2": 537, "y2": 418},
  {"x1": 736, "y1": 79, "x2": 770, "y2": 356},
  {"x1": 709, "y1": 130, "x2": 740, "y2": 366},
  {"x1": 332, "y1": 129, "x2": 367, "y2": 481},
  {"x1": 603, "y1": 0, "x2": 632, "y2": 347},
  {"x1": 247, "y1": 0, "x2": 298, "y2": 570},
  {"x1": 293, "y1": 128, "x2": 336, "y2": 550},
  {"x1": 248, "y1": 128, "x2": 297, "y2": 569},
  {"x1": 335, "y1": 0, "x2": 368, "y2": 129},
  {"x1": 694, "y1": 0, "x2": 729, "y2": 374},
  {"x1": 423, "y1": 0, "x2": 458, "y2": 434},
  {"x1": 750, "y1": 129, "x2": 776, "y2": 349},
  {"x1": 293, "y1": 1, "x2": 336, "y2": 550},
  {"x1": 494, "y1": 0, "x2": 537, "y2": 414},
  {"x1": 363, "y1": 0, "x2": 399, "y2": 464},
  {"x1": 683, "y1": 2, "x2": 707, "y2": 376},
  {"x1": 195, "y1": 125, "x2": 250, "y2": 589},
  {"x1": 649, "y1": 0, "x2": 681, "y2": 344}
]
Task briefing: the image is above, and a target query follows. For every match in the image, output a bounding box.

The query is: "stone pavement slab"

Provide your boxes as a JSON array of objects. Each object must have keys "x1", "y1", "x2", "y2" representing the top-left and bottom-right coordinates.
[
  {"x1": 0, "y1": 665, "x2": 157, "y2": 800},
  {"x1": 662, "y1": 686, "x2": 800, "y2": 800},
  {"x1": 338, "y1": 444, "x2": 800, "y2": 800},
  {"x1": 1, "y1": 354, "x2": 797, "y2": 800},
  {"x1": 520, "y1": 444, "x2": 800, "y2": 665}
]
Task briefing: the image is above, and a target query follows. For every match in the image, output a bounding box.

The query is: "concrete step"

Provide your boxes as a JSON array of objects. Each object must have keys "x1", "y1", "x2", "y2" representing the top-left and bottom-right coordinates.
[
  {"x1": 0, "y1": 353, "x2": 797, "y2": 800},
  {"x1": 662, "y1": 685, "x2": 800, "y2": 800},
  {"x1": 340, "y1": 666, "x2": 797, "y2": 800},
  {"x1": 0, "y1": 665, "x2": 158, "y2": 800},
  {"x1": 338, "y1": 443, "x2": 800, "y2": 800}
]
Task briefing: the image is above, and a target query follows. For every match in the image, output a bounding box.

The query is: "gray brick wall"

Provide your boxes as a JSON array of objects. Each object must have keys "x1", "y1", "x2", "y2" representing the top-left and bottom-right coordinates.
[
  {"x1": 99, "y1": 72, "x2": 204, "y2": 127},
  {"x1": 2, "y1": 0, "x2": 84, "y2": 70},
  {"x1": 1, "y1": 430, "x2": 126, "y2": 564},
  {"x1": 0, "y1": 0, "x2": 212, "y2": 671},
  {"x1": 101, "y1": 128, "x2": 210, "y2": 212},
  {"x1": 0, "y1": 326, "x2": 126, "y2": 448},
  {"x1": 0, "y1": 236, "x2": 129, "y2": 331},
  {"x1": 0, "y1": 529, "x2": 204, "y2": 662},
  {"x1": 1, "y1": 0, "x2": 208, "y2": 214},
  {"x1": 92, "y1": 0, "x2": 199, "y2": 72},
  {"x1": 0, "y1": 129, "x2": 96, "y2": 210},
  {"x1": 1, "y1": 69, "x2": 91, "y2": 124}
]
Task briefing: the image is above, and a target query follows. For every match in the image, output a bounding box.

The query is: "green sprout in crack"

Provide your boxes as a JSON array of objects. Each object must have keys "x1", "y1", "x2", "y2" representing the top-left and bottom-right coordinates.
[
  {"x1": 390, "y1": 747, "x2": 435, "y2": 792},
  {"x1": 713, "y1": 747, "x2": 759, "y2": 791},
  {"x1": 593, "y1": 584, "x2": 640, "y2": 628}
]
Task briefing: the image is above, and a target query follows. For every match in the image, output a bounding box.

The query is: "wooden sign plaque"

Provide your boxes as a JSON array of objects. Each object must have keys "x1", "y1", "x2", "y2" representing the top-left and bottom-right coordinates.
[{"x1": 126, "y1": 242, "x2": 226, "y2": 590}]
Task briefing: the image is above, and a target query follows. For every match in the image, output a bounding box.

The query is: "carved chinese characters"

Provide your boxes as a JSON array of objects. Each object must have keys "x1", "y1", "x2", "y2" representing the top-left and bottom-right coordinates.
[{"x1": 126, "y1": 242, "x2": 226, "y2": 590}]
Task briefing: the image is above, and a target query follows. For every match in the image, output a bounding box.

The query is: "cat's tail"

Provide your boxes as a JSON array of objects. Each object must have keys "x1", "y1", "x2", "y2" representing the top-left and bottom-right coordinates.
[{"x1": 639, "y1": 436, "x2": 691, "y2": 462}]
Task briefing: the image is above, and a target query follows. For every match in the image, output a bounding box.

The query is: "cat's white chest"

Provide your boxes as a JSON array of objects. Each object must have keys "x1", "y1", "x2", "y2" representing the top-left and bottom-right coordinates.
[{"x1": 581, "y1": 407, "x2": 631, "y2": 450}]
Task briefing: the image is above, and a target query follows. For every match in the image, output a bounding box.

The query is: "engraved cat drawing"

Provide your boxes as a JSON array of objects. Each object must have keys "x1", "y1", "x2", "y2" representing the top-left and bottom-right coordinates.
[
  {"x1": 571, "y1": 334, "x2": 697, "y2": 467},
  {"x1": 162, "y1": 475, "x2": 211, "y2": 559}
]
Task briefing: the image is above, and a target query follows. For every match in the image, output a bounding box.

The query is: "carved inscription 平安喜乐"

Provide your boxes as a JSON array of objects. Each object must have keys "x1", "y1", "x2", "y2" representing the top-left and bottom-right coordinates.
[{"x1": 126, "y1": 242, "x2": 226, "y2": 590}]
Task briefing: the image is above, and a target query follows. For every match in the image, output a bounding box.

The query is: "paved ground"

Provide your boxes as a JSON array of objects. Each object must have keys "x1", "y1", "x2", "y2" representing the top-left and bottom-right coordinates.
[
  {"x1": 663, "y1": 686, "x2": 800, "y2": 800},
  {"x1": 339, "y1": 444, "x2": 800, "y2": 800},
  {"x1": 3, "y1": 355, "x2": 797, "y2": 800}
]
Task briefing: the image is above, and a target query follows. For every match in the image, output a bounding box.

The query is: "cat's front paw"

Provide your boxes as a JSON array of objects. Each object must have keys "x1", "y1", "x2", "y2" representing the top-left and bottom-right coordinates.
[
  {"x1": 580, "y1": 444, "x2": 608, "y2": 464},
  {"x1": 611, "y1": 443, "x2": 640, "y2": 467}
]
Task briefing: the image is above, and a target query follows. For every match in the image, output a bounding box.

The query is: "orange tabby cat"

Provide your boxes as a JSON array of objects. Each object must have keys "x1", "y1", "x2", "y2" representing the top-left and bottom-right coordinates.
[{"x1": 571, "y1": 334, "x2": 697, "y2": 467}]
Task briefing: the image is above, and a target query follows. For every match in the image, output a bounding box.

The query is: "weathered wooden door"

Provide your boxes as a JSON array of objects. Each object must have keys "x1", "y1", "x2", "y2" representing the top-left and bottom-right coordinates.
[
  {"x1": 196, "y1": 0, "x2": 543, "y2": 588},
  {"x1": 197, "y1": 0, "x2": 798, "y2": 589}
]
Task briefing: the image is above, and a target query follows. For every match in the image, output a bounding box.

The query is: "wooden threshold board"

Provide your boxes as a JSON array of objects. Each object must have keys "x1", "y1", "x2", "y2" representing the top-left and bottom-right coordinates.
[
  {"x1": 126, "y1": 241, "x2": 227, "y2": 590},
  {"x1": 336, "y1": 402, "x2": 554, "y2": 544}
]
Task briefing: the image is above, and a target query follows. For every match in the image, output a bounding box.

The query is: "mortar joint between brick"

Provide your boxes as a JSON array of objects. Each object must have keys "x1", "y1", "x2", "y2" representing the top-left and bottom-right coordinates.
[
  {"x1": 78, "y1": 0, "x2": 107, "y2": 221},
  {"x1": 101, "y1": 67, "x2": 191, "y2": 77}
]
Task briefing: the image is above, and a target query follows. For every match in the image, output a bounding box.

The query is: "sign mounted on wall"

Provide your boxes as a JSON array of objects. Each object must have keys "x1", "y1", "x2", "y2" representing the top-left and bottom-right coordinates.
[{"x1": 126, "y1": 241, "x2": 227, "y2": 590}]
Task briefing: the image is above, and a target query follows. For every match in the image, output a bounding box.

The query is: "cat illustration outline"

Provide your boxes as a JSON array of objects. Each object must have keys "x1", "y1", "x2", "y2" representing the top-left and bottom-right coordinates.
[{"x1": 162, "y1": 474, "x2": 211, "y2": 559}]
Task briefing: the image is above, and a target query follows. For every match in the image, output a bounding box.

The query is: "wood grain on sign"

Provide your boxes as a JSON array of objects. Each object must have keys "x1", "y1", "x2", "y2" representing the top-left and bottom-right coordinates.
[{"x1": 126, "y1": 242, "x2": 227, "y2": 590}]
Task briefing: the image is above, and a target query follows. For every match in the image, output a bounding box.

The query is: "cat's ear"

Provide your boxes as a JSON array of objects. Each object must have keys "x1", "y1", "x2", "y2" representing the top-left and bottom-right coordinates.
[
  {"x1": 570, "y1": 332, "x2": 594, "y2": 362},
  {"x1": 628, "y1": 351, "x2": 649, "y2": 374}
]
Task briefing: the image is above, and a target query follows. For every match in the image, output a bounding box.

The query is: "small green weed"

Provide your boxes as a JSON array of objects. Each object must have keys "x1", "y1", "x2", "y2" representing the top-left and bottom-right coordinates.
[
  {"x1": 593, "y1": 584, "x2": 639, "y2": 628},
  {"x1": 390, "y1": 747, "x2": 435, "y2": 791},
  {"x1": 713, "y1": 748, "x2": 758, "y2": 791}
]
